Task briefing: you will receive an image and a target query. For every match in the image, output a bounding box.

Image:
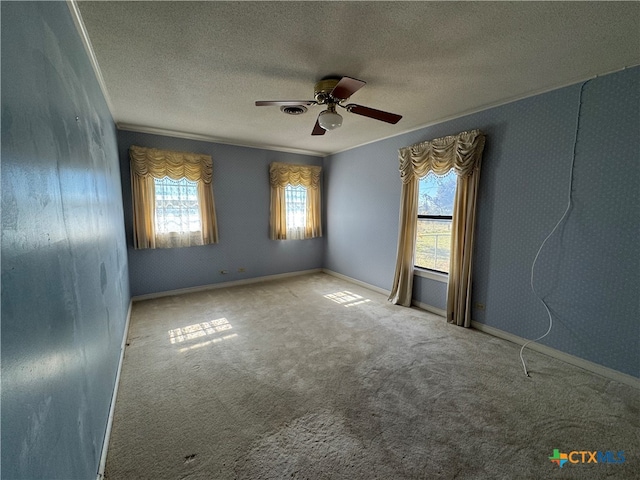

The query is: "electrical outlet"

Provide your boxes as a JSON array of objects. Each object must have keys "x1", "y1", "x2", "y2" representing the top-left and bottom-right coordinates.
[
  {"x1": 238, "y1": 267, "x2": 246, "y2": 273},
  {"x1": 474, "y1": 303, "x2": 485, "y2": 310},
  {"x1": 220, "y1": 270, "x2": 228, "y2": 274}
]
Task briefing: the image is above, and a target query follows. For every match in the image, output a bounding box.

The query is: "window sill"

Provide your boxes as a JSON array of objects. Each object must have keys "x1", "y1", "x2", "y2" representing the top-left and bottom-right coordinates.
[{"x1": 413, "y1": 268, "x2": 448, "y2": 284}]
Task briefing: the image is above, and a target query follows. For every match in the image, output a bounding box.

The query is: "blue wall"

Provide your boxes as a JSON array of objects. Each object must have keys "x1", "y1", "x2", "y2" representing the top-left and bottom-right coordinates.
[
  {"x1": 324, "y1": 67, "x2": 639, "y2": 378},
  {"x1": 1, "y1": 6, "x2": 634, "y2": 480},
  {"x1": 117, "y1": 130, "x2": 324, "y2": 297},
  {"x1": 1, "y1": 2, "x2": 130, "y2": 479}
]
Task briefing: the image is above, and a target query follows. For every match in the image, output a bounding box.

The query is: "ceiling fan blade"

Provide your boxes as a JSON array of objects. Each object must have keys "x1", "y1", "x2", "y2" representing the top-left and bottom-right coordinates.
[
  {"x1": 311, "y1": 117, "x2": 326, "y2": 136},
  {"x1": 346, "y1": 104, "x2": 402, "y2": 124},
  {"x1": 255, "y1": 100, "x2": 317, "y2": 106},
  {"x1": 330, "y1": 76, "x2": 366, "y2": 101}
]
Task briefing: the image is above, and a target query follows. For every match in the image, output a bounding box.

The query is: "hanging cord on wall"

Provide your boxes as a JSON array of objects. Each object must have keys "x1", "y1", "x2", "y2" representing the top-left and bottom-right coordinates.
[{"x1": 519, "y1": 79, "x2": 590, "y2": 377}]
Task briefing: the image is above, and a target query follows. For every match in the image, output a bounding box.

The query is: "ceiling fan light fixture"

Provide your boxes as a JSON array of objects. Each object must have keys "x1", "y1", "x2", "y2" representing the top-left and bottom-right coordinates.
[
  {"x1": 317, "y1": 107, "x2": 342, "y2": 131},
  {"x1": 255, "y1": 76, "x2": 402, "y2": 136}
]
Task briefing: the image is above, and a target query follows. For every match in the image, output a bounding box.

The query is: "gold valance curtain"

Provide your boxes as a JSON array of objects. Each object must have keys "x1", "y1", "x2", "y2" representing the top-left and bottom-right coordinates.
[
  {"x1": 130, "y1": 145, "x2": 218, "y2": 249},
  {"x1": 130, "y1": 145, "x2": 213, "y2": 183},
  {"x1": 269, "y1": 162, "x2": 322, "y2": 240},
  {"x1": 389, "y1": 130, "x2": 485, "y2": 327}
]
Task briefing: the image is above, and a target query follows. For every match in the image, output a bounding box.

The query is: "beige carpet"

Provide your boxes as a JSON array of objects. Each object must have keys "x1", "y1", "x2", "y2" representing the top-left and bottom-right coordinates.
[{"x1": 105, "y1": 273, "x2": 639, "y2": 479}]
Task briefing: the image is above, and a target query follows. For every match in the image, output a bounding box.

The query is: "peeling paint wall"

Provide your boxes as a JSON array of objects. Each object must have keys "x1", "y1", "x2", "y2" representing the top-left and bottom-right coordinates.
[{"x1": 1, "y1": 2, "x2": 130, "y2": 479}]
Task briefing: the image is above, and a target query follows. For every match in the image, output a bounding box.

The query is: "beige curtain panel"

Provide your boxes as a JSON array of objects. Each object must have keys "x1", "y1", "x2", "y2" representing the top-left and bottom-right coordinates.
[
  {"x1": 269, "y1": 162, "x2": 322, "y2": 240},
  {"x1": 129, "y1": 145, "x2": 218, "y2": 249},
  {"x1": 389, "y1": 130, "x2": 485, "y2": 327}
]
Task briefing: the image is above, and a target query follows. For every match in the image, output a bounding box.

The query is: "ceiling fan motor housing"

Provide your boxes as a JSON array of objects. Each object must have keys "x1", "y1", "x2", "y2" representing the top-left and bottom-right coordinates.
[{"x1": 314, "y1": 78, "x2": 341, "y2": 104}]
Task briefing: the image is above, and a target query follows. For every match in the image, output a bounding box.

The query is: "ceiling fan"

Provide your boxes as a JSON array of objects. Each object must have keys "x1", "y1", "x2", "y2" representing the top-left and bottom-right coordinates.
[{"x1": 255, "y1": 76, "x2": 402, "y2": 136}]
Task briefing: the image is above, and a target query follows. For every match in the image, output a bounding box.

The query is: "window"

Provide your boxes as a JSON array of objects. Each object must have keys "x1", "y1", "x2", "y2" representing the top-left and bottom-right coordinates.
[
  {"x1": 284, "y1": 184, "x2": 307, "y2": 239},
  {"x1": 129, "y1": 145, "x2": 218, "y2": 249},
  {"x1": 153, "y1": 177, "x2": 203, "y2": 247},
  {"x1": 415, "y1": 170, "x2": 456, "y2": 273},
  {"x1": 389, "y1": 129, "x2": 484, "y2": 321},
  {"x1": 269, "y1": 162, "x2": 322, "y2": 240}
]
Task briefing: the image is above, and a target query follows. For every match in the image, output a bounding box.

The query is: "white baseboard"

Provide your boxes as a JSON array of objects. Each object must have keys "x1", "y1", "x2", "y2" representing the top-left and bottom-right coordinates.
[
  {"x1": 129, "y1": 269, "x2": 638, "y2": 394},
  {"x1": 471, "y1": 321, "x2": 640, "y2": 390},
  {"x1": 97, "y1": 299, "x2": 133, "y2": 480},
  {"x1": 131, "y1": 268, "x2": 323, "y2": 302},
  {"x1": 321, "y1": 270, "x2": 639, "y2": 389},
  {"x1": 411, "y1": 299, "x2": 447, "y2": 318},
  {"x1": 321, "y1": 269, "x2": 391, "y2": 296},
  {"x1": 321, "y1": 269, "x2": 449, "y2": 318}
]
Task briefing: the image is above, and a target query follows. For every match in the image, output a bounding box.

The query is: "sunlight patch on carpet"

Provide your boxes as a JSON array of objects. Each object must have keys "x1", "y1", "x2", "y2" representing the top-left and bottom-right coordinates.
[
  {"x1": 168, "y1": 318, "x2": 237, "y2": 352},
  {"x1": 324, "y1": 290, "x2": 371, "y2": 307}
]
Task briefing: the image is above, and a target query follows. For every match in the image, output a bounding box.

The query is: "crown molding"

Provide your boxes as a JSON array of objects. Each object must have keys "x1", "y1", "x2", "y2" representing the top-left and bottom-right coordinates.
[
  {"x1": 67, "y1": 1, "x2": 323, "y2": 158},
  {"x1": 117, "y1": 123, "x2": 325, "y2": 157},
  {"x1": 66, "y1": 0, "x2": 117, "y2": 120},
  {"x1": 329, "y1": 64, "x2": 640, "y2": 157}
]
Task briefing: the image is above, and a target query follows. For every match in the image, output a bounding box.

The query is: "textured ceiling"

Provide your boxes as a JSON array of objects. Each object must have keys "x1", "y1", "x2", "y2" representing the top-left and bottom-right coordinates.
[{"x1": 75, "y1": 1, "x2": 639, "y2": 156}]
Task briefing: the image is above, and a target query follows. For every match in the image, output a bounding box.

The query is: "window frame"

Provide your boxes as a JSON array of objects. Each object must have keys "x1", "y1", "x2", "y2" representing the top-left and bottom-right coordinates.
[
  {"x1": 415, "y1": 214, "x2": 453, "y2": 275},
  {"x1": 153, "y1": 176, "x2": 203, "y2": 235},
  {"x1": 284, "y1": 183, "x2": 308, "y2": 239},
  {"x1": 414, "y1": 170, "x2": 456, "y2": 275}
]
